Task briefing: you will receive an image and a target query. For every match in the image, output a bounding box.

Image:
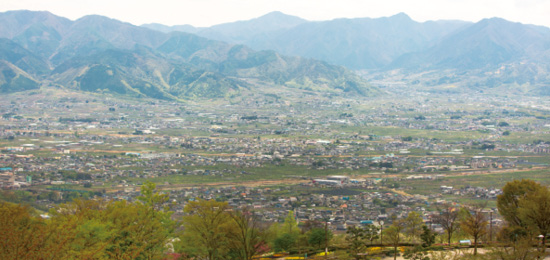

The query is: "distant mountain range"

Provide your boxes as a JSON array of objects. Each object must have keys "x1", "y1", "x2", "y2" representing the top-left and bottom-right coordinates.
[
  {"x1": 144, "y1": 11, "x2": 550, "y2": 95},
  {"x1": 2, "y1": 10, "x2": 550, "y2": 99},
  {"x1": 0, "y1": 10, "x2": 374, "y2": 99},
  {"x1": 144, "y1": 12, "x2": 468, "y2": 70}
]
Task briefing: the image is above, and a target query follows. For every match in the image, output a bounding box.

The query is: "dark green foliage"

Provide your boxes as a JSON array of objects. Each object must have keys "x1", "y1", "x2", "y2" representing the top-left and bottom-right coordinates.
[
  {"x1": 498, "y1": 225, "x2": 529, "y2": 243},
  {"x1": 346, "y1": 226, "x2": 371, "y2": 259},
  {"x1": 480, "y1": 143, "x2": 496, "y2": 150},
  {"x1": 372, "y1": 162, "x2": 393, "y2": 168},
  {"x1": 340, "y1": 113, "x2": 353, "y2": 118},
  {"x1": 346, "y1": 225, "x2": 379, "y2": 259},
  {"x1": 420, "y1": 225, "x2": 435, "y2": 247},
  {"x1": 57, "y1": 171, "x2": 92, "y2": 181},
  {"x1": 241, "y1": 115, "x2": 258, "y2": 120},
  {"x1": 308, "y1": 227, "x2": 332, "y2": 249},
  {"x1": 273, "y1": 233, "x2": 296, "y2": 252},
  {"x1": 364, "y1": 225, "x2": 380, "y2": 245},
  {"x1": 59, "y1": 117, "x2": 94, "y2": 123}
]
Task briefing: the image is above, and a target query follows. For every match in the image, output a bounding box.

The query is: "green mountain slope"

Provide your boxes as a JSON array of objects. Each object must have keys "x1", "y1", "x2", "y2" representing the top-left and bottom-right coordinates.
[
  {"x1": 52, "y1": 48, "x2": 249, "y2": 99},
  {"x1": 0, "y1": 10, "x2": 376, "y2": 99},
  {"x1": 158, "y1": 35, "x2": 375, "y2": 96},
  {"x1": 0, "y1": 61, "x2": 40, "y2": 93},
  {"x1": 0, "y1": 38, "x2": 50, "y2": 76}
]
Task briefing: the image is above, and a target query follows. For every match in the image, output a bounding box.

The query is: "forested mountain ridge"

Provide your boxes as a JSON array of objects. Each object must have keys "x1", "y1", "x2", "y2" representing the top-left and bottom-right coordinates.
[
  {"x1": 153, "y1": 12, "x2": 550, "y2": 94},
  {"x1": 0, "y1": 10, "x2": 374, "y2": 98}
]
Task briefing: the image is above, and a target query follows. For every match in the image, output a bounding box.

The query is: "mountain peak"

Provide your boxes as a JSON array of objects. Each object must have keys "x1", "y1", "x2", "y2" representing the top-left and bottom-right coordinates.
[
  {"x1": 251, "y1": 11, "x2": 306, "y2": 25},
  {"x1": 196, "y1": 10, "x2": 307, "y2": 44},
  {"x1": 389, "y1": 12, "x2": 413, "y2": 21},
  {"x1": 2, "y1": 9, "x2": 59, "y2": 19},
  {"x1": 261, "y1": 11, "x2": 287, "y2": 18},
  {"x1": 76, "y1": 14, "x2": 122, "y2": 24},
  {"x1": 0, "y1": 10, "x2": 72, "y2": 43},
  {"x1": 478, "y1": 17, "x2": 510, "y2": 26}
]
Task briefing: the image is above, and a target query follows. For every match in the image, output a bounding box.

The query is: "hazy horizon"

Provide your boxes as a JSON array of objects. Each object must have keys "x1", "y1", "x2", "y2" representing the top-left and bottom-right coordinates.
[{"x1": 2, "y1": 0, "x2": 549, "y2": 28}]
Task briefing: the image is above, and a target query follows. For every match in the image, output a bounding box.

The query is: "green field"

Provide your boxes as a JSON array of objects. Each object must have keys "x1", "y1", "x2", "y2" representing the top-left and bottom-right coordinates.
[{"x1": 394, "y1": 169, "x2": 550, "y2": 199}]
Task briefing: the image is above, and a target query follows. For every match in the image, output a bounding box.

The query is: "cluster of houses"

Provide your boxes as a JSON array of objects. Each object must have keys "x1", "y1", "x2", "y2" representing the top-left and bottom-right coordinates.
[
  {"x1": 440, "y1": 185, "x2": 502, "y2": 199},
  {"x1": 1, "y1": 88, "x2": 547, "y2": 237},
  {"x1": 102, "y1": 182, "x2": 501, "y2": 235},
  {"x1": 0, "y1": 167, "x2": 32, "y2": 188}
]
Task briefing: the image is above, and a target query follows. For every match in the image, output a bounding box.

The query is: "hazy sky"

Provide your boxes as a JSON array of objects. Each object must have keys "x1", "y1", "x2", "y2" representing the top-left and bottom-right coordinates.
[{"x1": 2, "y1": 0, "x2": 550, "y2": 28}]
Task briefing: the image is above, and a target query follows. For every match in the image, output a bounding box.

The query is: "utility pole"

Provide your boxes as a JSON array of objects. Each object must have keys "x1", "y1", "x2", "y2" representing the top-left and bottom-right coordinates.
[
  {"x1": 379, "y1": 221, "x2": 384, "y2": 245},
  {"x1": 325, "y1": 220, "x2": 328, "y2": 259},
  {"x1": 489, "y1": 211, "x2": 493, "y2": 244}
]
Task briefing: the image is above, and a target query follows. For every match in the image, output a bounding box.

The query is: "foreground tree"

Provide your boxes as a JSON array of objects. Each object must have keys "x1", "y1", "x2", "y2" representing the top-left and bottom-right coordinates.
[
  {"x1": 0, "y1": 201, "x2": 78, "y2": 259},
  {"x1": 518, "y1": 187, "x2": 550, "y2": 251},
  {"x1": 497, "y1": 179, "x2": 544, "y2": 228},
  {"x1": 282, "y1": 211, "x2": 299, "y2": 235},
  {"x1": 308, "y1": 227, "x2": 333, "y2": 250},
  {"x1": 48, "y1": 199, "x2": 113, "y2": 259},
  {"x1": 133, "y1": 181, "x2": 174, "y2": 259},
  {"x1": 433, "y1": 204, "x2": 460, "y2": 245},
  {"x1": 346, "y1": 226, "x2": 366, "y2": 260},
  {"x1": 460, "y1": 206, "x2": 488, "y2": 256},
  {"x1": 105, "y1": 200, "x2": 173, "y2": 259},
  {"x1": 137, "y1": 181, "x2": 170, "y2": 214},
  {"x1": 181, "y1": 199, "x2": 231, "y2": 260},
  {"x1": 268, "y1": 211, "x2": 301, "y2": 253},
  {"x1": 364, "y1": 224, "x2": 380, "y2": 245},
  {"x1": 419, "y1": 225, "x2": 435, "y2": 248},
  {"x1": 273, "y1": 233, "x2": 296, "y2": 253},
  {"x1": 1, "y1": 181, "x2": 175, "y2": 260},
  {"x1": 497, "y1": 179, "x2": 550, "y2": 257},
  {"x1": 49, "y1": 182, "x2": 174, "y2": 260},
  {"x1": 226, "y1": 208, "x2": 268, "y2": 260},
  {"x1": 487, "y1": 235, "x2": 542, "y2": 260},
  {"x1": 301, "y1": 220, "x2": 324, "y2": 233},
  {"x1": 383, "y1": 221, "x2": 404, "y2": 260},
  {"x1": 404, "y1": 211, "x2": 423, "y2": 244}
]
